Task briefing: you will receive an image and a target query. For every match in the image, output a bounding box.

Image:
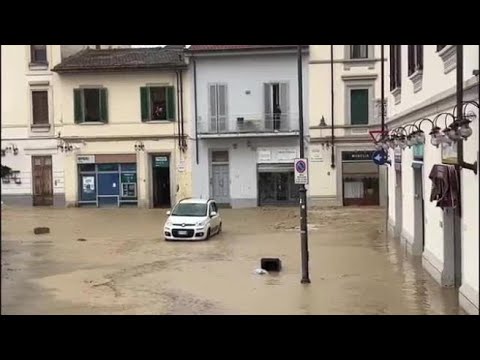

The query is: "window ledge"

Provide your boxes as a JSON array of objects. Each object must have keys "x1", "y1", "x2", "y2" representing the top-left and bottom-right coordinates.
[
  {"x1": 344, "y1": 58, "x2": 376, "y2": 70},
  {"x1": 144, "y1": 120, "x2": 175, "y2": 124},
  {"x1": 409, "y1": 70, "x2": 423, "y2": 93},
  {"x1": 438, "y1": 45, "x2": 456, "y2": 74},
  {"x1": 29, "y1": 62, "x2": 49, "y2": 70},
  {"x1": 30, "y1": 124, "x2": 51, "y2": 132},
  {"x1": 78, "y1": 122, "x2": 107, "y2": 126},
  {"x1": 391, "y1": 87, "x2": 402, "y2": 105}
]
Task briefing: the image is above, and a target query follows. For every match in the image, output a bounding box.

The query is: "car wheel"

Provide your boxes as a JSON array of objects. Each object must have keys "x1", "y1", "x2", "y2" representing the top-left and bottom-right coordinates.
[
  {"x1": 218, "y1": 223, "x2": 222, "y2": 234},
  {"x1": 206, "y1": 228, "x2": 211, "y2": 240}
]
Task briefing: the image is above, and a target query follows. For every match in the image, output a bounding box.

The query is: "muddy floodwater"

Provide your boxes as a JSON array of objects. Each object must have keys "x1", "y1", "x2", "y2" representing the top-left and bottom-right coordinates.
[{"x1": 1, "y1": 206, "x2": 464, "y2": 314}]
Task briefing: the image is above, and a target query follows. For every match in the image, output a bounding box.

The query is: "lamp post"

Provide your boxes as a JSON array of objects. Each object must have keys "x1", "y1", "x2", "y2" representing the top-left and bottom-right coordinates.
[{"x1": 297, "y1": 45, "x2": 310, "y2": 284}]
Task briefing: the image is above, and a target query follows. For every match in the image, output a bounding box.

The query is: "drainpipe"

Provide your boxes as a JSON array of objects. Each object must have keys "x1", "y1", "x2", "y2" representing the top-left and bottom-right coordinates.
[
  {"x1": 381, "y1": 45, "x2": 388, "y2": 233},
  {"x1": 454, "y1": 45, "x2": 463, "y2": 287},
  {"x1": 176, "y1": 70, "x2": 181, "y2": 149},
  {"x1": 193, "y1": 57, "x2": 199, "y2": 164},
  {"x1": 330, "y1": 45, "x2": 336, "y2": 169},
  {"x1": 179, "y1": 69, "x2": 185, "y2": 150}
]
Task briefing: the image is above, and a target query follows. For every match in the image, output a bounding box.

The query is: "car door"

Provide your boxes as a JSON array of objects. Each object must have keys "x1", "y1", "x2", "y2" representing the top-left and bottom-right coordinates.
[{"x1": 209, "y1": 201, "x2": 220, "y2": 232}]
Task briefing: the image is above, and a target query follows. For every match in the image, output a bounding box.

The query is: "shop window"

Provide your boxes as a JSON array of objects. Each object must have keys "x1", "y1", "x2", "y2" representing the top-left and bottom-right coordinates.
[
  {"x1": 79, "y1": 164, "x2": 95, "y2": 172},
  {"x1": 97, "y1": 164, "x2": 118, "y2": 172},
  {"x1": 120, "y1": 163, "x2": 137, "y2": 172}
]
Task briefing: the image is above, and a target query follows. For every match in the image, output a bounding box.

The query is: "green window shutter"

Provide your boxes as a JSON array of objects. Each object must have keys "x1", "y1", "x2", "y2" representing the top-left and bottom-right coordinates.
[
  {"x1": 166, "y1": 86, "x2": 175, "y2": 121},
  {"x1": 140, "y1": 87, "x2": 150, "y2": 122},
  {"x1": 100, "y1": 88, "x2": 108, "y2": 123},
  {"x1": 74, "y1": 89, "x2": 83, "y2": 123},
  {"x1": 350, "y1": 89, "x2": 369, "y2": 125}
]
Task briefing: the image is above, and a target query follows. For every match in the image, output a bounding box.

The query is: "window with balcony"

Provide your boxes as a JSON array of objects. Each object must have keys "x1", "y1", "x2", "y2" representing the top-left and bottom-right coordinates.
[
  {"x1": 30, "y1": 45, "x2": 47, "y2": 64},
  {"x1": 140, "y1": 86, "x2": 175, "y2": 122},
  {"x1": 74, "y1": 88, "x2": 108, "y2": 124},
  {"x1": 31, "y1": 90, "x2": 49, "y2": 128},
  {"x1": 264, "y1": 82, "x2": 288, "y2": 131},
  {"x1": 209, "y1": 84, "x2": 228, "y2": 132}
]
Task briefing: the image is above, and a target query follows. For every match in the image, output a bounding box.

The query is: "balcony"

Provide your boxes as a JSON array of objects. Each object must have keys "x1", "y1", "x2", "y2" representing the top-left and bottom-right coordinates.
[{"x1": 197, "y1": 113, "x2": 300, "y2": 138}]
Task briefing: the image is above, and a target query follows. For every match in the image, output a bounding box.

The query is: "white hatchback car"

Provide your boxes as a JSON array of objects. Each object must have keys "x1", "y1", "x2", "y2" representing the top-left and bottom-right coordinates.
[{"x1": 164, "y1": 198, "x2": 222, "y2": 241}]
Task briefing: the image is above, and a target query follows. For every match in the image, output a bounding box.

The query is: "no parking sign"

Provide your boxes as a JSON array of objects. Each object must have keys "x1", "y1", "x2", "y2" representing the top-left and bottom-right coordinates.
[{"x1": 294, "y1": 158, "x2": 309, "y2": 185}]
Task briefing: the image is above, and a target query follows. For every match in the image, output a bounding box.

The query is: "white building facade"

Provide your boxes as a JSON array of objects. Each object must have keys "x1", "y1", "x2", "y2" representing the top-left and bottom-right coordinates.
[
  {"x1": 308, "y1": 45, "x2": 387, "y2": 207},
  {"x1": 384, "y1": 45, "x2": 479, "y2": 315},
  {"x1": 188, "y1": 45, "x2": 309, "y2": 208}
]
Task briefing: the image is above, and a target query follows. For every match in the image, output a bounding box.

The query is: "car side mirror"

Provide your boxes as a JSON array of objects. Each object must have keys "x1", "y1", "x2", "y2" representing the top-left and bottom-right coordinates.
[
  {"x1": 210, "y1": 211, "x2": 217, "y2": 217},
  {"x1": 166, "y1": 211, "x2": 171, "y2": 215}
]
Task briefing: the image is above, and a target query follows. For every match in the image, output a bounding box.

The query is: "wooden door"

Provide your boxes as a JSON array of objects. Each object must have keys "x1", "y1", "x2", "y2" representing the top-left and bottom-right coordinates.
[{"x1": 32, "y1": 155, "x2": 53, "y2": 206}]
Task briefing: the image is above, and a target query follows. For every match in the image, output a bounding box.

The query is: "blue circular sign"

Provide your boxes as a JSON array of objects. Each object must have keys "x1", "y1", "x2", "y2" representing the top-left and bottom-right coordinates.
[
  {"x1": 372, "y1": 150, "x2": 387, "y2": 166},
  {"x1": 296, "y1": 160, "x2": 306, "y2": 173}
]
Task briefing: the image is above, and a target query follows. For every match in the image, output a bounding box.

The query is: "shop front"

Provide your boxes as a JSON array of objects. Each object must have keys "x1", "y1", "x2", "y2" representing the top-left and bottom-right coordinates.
[
  {"x1": 341, "y1": 151, "x2": 379, "y2": 206},
  {"x1": 257, "y1": 146, "x2": 300, "y2": 206},
  {"x1": 77, "y1": 154, "x2": 138, "y2": 207}
]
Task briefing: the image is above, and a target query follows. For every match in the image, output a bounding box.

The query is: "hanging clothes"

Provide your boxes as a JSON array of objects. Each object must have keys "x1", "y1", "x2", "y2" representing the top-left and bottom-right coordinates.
[{"x1": 428, "y1": 164, "x2": 460, "y2": 209}]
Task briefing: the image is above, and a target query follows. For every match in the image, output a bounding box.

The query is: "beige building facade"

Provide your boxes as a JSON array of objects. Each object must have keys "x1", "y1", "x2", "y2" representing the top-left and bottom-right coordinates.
[
  {"x1": 52, "y1": 47, "x2": 193, "y2": 208},
  {"x1": 308, "y1": 45, "x2": 387, "y2": 207}
]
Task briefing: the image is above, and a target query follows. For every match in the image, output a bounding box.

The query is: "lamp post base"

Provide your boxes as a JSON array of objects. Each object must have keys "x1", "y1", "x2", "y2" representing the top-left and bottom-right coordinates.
[{"x1": 301, "y1": 278, "x2": 311, "y2": 284}]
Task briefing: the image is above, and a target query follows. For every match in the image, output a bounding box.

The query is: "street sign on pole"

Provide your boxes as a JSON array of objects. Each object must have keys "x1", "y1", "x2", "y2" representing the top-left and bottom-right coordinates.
[
  {"x1": 372, "y1": 150, "x2": 387, "y2": 166},
  {"x1": 294, "y1": 158, "x2": 308, "y2": 185}
]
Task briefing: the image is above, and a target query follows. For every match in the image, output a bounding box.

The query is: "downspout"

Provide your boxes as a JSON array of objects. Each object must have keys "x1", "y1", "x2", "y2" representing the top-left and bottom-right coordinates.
[
  {"x1": 330, "y1": 45, "x2": 335, "y2": 169},
  {"x1": 193, "y1": 57, "x2": 199, "y2": 164},
  {"x1": 454, "y1": 45, "x2": 463, "y2": 288},
  {"x1": 180, "y1": 69, "x2": 185, "y2": 150},
  {"x1": 176, "y1": 70, "x2": 181, "y2": 149},
  {"x1": 381, "y1": 45, "x2": 388, "y2": 235}
]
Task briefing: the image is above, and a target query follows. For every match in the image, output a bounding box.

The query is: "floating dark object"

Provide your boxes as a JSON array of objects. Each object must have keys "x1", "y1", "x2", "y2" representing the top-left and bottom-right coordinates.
[
  {"x1": 77, "y1": 238, "x2": 87, "y2": 242},
  {"x1": 34, "y1": 227, "x2": 50, "y2": 235},
  {"x1": 261, "y1": 258, "x2": 282, "y2": 272}
]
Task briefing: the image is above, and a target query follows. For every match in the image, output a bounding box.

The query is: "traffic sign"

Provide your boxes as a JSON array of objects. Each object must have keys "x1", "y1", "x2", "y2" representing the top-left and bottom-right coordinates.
[
  {"x1": 372, "y1": 150, "x2": 387, "y2": 166},
  {"x1": 294, "y1": 158, "x2": 308, "y2": 184}
]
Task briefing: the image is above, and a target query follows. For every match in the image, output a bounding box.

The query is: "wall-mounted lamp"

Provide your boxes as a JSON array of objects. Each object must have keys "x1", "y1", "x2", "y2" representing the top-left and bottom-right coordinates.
[
  {"x1": 373, "y1": 101, "x2": 478, "y2": 173},
  {"x1": 2, "y1": 144, "x2": 19, "y2": 156},
  {"x1": 319, "y1": 116, "x2": 327, "y2": 127},
  {"x1": 134, "y1": 141, "x2": 145, "y2": 152}
]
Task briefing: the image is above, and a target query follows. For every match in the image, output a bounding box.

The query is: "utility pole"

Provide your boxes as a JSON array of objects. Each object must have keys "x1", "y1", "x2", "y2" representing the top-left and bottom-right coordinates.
[
  {"x1": 297, "y1": 45, "x2": 310, "y2": 284},
  {"x1": 381, "y1": 45, "x2": 385, "y2": 133}
]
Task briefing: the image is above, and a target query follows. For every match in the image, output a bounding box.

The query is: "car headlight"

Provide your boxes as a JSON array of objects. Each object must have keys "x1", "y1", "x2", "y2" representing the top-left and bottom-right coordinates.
[
  {"x1": 196, "y1": 220, "x2": 206, "y2": 227},
  {"x1": 165, "y1": 220, "x2": 172, "y2": 227}
]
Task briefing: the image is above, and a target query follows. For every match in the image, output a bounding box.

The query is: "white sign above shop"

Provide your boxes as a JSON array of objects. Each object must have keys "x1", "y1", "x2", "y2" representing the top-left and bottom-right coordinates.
[
  {"x1": 77, "y1": 155, "x2": 95, "y2": 164},
  {"x1": 257, "y1": 147, "x2": 298, "y2": 163}
]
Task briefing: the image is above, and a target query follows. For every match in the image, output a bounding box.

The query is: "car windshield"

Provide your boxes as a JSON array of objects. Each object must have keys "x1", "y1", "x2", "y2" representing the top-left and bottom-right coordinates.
[{"x1": 172, "y1": 203, "x2": 207, "y2": 217}]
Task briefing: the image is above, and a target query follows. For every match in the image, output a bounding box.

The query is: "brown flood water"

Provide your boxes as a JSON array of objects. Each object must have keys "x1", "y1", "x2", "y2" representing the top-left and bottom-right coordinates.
[{"x1": 1, "y1": 205, "x2": 464, "y2": 314}]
